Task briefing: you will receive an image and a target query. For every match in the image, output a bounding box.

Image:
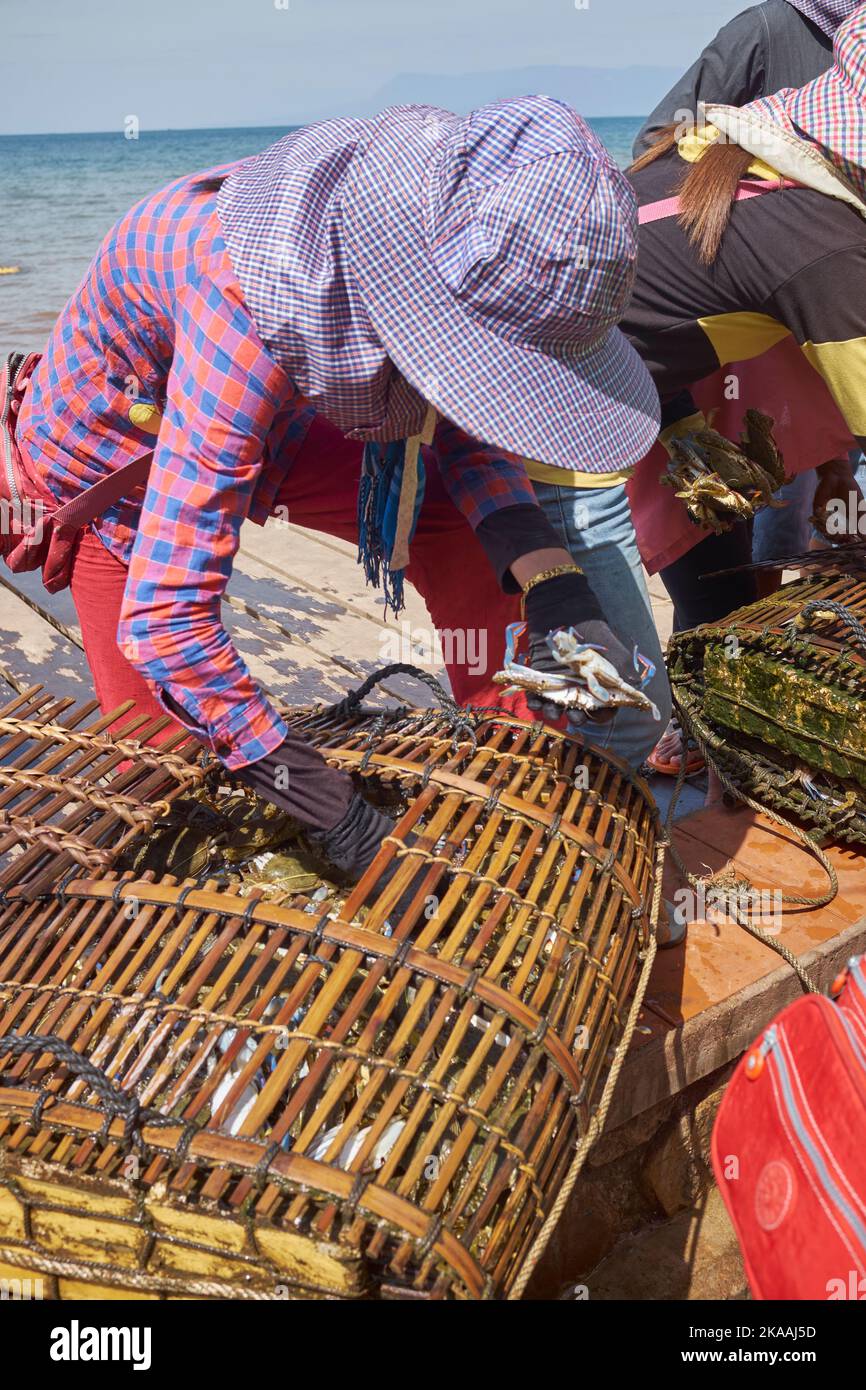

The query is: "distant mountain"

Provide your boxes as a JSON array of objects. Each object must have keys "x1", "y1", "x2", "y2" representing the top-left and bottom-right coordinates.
[{"x1": 307, "y1": 65, "x2": 679, "y2": 121}]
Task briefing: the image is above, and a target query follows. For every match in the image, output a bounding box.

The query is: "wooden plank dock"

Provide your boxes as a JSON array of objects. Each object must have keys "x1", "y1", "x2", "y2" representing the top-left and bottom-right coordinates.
[{"x1": 0, "y1": 519, "x2": 448, "y2": 708}]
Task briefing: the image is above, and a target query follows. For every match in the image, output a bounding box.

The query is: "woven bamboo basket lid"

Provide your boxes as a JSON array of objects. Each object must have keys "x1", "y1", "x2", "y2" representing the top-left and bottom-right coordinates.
[
  {"x1": 669, "y1": 572, "x2": 866, "y2": 842},
  {"x1": 0, "y1": 684, "x2": 662, "y2": 1299}
]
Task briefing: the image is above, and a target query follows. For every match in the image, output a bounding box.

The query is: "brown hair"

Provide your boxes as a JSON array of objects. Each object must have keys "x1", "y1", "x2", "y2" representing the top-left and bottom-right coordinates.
[
  {"x1": 628, "y1": 123, "x2": 754, "y2": 264},
  {"x1": 192, "y1": 175, "x2": 228, "y2": 193}
]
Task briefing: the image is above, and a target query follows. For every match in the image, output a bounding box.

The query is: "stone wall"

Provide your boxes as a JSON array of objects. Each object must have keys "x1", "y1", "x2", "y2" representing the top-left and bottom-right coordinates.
[{"x1": 527, "y1": 1061, "x2": 747, "y2": 1300}]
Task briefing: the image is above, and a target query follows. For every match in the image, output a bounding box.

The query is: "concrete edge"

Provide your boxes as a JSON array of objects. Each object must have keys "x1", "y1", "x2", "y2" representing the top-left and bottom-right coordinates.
[{"x1": 605, "y1": 912, "x2": 866, "y2": 1131}]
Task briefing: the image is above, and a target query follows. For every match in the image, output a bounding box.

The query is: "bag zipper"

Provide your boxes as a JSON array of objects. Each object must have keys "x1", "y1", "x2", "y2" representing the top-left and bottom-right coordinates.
[
  {"x1": 765, "y1": 1011, "x2": 866, "y2": 1270},
  {"x1": 771, "y1": 1001, "x2": 866, "y2": 1110},
  {"x1": 1, "y1": 353, "x2": 26, "y2": 512}
]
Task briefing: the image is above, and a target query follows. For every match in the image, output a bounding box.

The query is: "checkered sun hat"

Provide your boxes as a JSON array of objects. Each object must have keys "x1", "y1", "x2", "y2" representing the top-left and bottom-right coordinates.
[
  {"x1": 737, "y1": 5, "x2": 866, "y2": 198},
  {"x1": 787, "y1": 0, "x2": 862, "y2": 38},
  {"x1": 218, "y1": 96, "x2": 660, "y2": 471}
]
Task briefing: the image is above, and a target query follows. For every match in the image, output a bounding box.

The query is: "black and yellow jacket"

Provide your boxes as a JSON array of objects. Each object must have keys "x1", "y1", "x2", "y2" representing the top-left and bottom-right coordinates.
[{"x1": 622, "y1": 141, "x2": 866, "y2": 449}]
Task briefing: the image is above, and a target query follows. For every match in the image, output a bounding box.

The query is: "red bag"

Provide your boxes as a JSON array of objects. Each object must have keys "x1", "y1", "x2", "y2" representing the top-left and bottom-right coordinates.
[
  {"x1": 1, "y1": 352, "x2": 152, "y2": 593},
  {"x1": 711, "y1": 957, "x2": 866, "y2": 1301}
]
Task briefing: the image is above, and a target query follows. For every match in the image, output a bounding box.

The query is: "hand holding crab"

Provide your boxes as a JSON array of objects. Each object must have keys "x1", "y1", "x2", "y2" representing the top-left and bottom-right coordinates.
[
  {"x1": 494, "y1": 620, "x2": 660, "y2": 729},
  {"x1": 494, "y1": 563, "x2": 661, "y2": 733},
  {"x1": 660, "y1": 407, "x2": 790, "y2": 533}
]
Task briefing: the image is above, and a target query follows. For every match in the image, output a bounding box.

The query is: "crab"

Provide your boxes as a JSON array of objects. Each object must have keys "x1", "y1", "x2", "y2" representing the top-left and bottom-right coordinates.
[
  {"x1": 493, "y1": 623, "x2": 661, "y2": 718},
  {"x1": 548, "y1": 627, "x2": 661, "y2": 715},
  {"x1": 663, "y1": 409, "x2": 791, "y2": 531},
  {"x1": 664, "y1": 465, "x2": 758, "y2": 532},
  {"x1": 740, "y1": 408, "x2": 788, "y2": 493}
]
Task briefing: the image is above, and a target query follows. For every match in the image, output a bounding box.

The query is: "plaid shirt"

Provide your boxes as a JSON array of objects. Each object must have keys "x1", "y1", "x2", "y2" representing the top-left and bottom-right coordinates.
[
  {"x1": 17, "y1": 168, "x2": 537, "y2": 768},
  {"x1": 787, "y1": 1, "x2": 860, "y2": 38},
  {"x1": 736, "y1": 8, "x2": 866, "y2": 203}
]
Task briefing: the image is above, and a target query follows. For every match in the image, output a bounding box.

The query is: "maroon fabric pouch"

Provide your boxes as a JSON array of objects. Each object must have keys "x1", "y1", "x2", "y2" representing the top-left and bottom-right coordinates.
[{"x1": 0, "y1": 352, "x2": 152, "y2": 593}]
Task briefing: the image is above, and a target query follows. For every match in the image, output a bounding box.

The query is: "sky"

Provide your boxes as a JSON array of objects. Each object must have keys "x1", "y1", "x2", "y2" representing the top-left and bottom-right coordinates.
[{"x1": 1, "y1": 0, "x2": 747, "y2": 135}]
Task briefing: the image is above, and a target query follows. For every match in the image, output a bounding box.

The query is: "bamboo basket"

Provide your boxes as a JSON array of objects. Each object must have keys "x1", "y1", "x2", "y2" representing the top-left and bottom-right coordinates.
[
  {"x1": 0, "y1": 685, "x2": 661, "y2": 1299},
  {"x1": 669, "y1": 572, "x2": 866, "y2": 842}
]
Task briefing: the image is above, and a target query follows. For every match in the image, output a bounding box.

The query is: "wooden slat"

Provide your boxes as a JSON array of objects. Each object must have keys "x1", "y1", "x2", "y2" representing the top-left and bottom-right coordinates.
[
  {"x1": 0, "y1": 581, "x2": 90, "y2": 701},
  {"x1": 0, "y1": 527, "x2": 447, "y2": 710},
  {"x1": 239, "y1": 518, "x2": 433, "y2": 629},
  {"x1": 225, "y1": 567, "x2": 443, "y2": 707},
  {"x1": 235, "y1": 519, "x2": 448, "y2": 704}
]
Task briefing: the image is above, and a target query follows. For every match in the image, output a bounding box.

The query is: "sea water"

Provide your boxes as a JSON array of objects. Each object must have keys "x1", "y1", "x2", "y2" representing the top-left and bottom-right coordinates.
[{"x1": 0, "y1": 117, "x2": 643, "y2": 358}]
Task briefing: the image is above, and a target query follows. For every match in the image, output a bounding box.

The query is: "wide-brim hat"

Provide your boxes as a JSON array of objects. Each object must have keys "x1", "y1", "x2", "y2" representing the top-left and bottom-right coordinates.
[
  {"x1": 787, "y1": 5, "x2": 866, "y2": 171},
  {"x1": 712, "y1": 6, "x2": 866, "y2": 199},
  {"x1": 786, "y1": 1, "x2": 863, "y2": 40},
  {"x1": 340, "y1": 98, "x2": 659, "y2": 471}
]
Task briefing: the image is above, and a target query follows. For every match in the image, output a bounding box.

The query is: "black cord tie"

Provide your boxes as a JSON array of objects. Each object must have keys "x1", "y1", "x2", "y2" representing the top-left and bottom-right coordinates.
[
  {"x1": 176, "y1": 881, "x2": 199, "y2": 907},
  {"x1": 795, "y1": 600, "x2": 866, "y2": 654},
  {"x1": 253, "y1": 1140, "x2": 283, "y2": 1190},
  {"x1": 309, "y1": 909, "x2": 331, "y2": 948},
  {"x1": 175, "y1": 1120, "x2": 201, "y2": 1163},
  {"x1": 0, "y1": 1033, "x2": 142, "y2": 1144},
  {"x1": 322, "y1": 665, "x2": 479, "y2": 752}
]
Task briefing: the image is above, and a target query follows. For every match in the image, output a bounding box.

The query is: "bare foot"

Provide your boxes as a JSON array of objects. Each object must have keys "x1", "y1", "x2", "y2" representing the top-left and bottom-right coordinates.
[
  {"x1": 651, "y1": 719, "x2": 683, "y2": 764},
  {"x1": 649, "y1": 718, "x2": 705, "y2": 775}
]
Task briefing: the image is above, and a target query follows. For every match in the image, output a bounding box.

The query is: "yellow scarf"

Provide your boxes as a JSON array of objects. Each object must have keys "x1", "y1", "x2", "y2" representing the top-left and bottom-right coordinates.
[{"x1": 678, "y1": 124, "x2": 783, "y2": 182}]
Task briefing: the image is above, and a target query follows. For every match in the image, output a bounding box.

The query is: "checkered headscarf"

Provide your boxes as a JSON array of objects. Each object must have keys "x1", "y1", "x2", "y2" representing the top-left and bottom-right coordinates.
[
  {"x1": 787, "y1": 0, "x2": 862, "y2": 37},
  {"x1": 739, "y1": 6, "x2": 866, "y2": 200},
  {"x1": 217, "y1": 118, "x2": 428, "y2": 443}
]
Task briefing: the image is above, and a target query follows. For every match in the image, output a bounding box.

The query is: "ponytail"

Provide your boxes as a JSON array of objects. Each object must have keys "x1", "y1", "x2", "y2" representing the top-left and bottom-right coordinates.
[
  {"x1": 628, "y1": 122, "x2": 754, "y2": 264},
  {"x1": 192, "y1": 175, "x2": 227, "y2": 194}
]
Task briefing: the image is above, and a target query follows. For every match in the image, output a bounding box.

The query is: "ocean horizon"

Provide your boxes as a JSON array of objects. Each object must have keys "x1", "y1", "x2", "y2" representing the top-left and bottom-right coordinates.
[{"x1": 0, "y1": 117, "x2": 643, "y2": 359}]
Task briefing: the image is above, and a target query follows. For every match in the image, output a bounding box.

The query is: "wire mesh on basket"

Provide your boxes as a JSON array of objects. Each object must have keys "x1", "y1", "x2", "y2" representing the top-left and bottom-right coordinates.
[
  {"x1": 0, "y1": 688, "x2": 661, "y2": 1299},
  {"x1": 668, "y1": 572, "x2": 866, "y2": 843}
]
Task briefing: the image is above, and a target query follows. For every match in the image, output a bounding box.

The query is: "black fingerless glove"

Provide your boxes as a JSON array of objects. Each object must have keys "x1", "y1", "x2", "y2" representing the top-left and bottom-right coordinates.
[
  {"x1": 522, "y1": 577, "x2": 637, "y2": 729},
  {"x1": 307, "y1": 794, "x2": 444, "y2": 925},
  {"x1": 305, "y1": 792, "x2": 395, "y2": 881},
  {"x1": 233, "y1": 733, "x2": 354, "y2": 831},
  {"x1": 474, "y1": 504, "x2": 573, "y2": 592}
]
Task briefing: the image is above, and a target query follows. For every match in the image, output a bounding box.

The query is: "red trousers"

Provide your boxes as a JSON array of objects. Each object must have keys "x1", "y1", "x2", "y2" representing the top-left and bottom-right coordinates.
[{"x1": 70, "y1": 415, "x2": 520, "y2": 746}]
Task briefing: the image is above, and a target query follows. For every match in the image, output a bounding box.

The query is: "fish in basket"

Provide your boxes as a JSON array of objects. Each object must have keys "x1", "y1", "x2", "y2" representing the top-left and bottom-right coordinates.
[
  {"x1": 0, "y1": 684, "x2": 663, "y2": 1299},
  {"x1": 668, "y1": 571, "x2": 866, "y2": 842}
]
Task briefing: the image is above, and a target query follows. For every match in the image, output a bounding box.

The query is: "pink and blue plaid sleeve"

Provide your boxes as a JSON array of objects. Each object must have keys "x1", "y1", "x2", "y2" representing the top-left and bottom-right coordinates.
[
  {"x1": 432, "y1": 415, "x2": 538, "y2": 530},
  {"x1": 118, "y1": 273, "x2": 292, "y2": 769}
]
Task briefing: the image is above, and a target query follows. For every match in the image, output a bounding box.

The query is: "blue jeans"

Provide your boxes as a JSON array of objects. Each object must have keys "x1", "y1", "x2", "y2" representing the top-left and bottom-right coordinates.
[
  {"x1": 751, "y1": 471, "x2": 814, "y2": 563},
  {"x1": 531, "y1": 480, "x2": 671, "y2": 769}
]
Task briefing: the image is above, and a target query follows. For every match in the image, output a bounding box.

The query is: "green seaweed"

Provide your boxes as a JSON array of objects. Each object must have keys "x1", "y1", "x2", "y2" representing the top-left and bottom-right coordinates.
[{"x1": 704, "y1": 646, "x2": 866, "y2": 789}]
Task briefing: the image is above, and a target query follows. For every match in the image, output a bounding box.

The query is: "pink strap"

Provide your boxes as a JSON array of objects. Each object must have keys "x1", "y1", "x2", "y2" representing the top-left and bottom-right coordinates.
[
  {"x1": 9, "y1": 354, "x2": 154, "y2": 530},
  {"x1": 638, "y1": 176, "x2": 798, "y2": 225},
  {"x1": 53, "y1": 450, "x2": 153, "y2": 529},
  {"x1": 638, "y1": 195, "x2": 682, "y2": 225}
]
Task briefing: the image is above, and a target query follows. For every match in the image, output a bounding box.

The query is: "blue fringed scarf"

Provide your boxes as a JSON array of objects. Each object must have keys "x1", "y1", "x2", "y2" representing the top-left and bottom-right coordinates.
[{"x1": 357, "y1": 406, "x2": 436, "y2": 616}]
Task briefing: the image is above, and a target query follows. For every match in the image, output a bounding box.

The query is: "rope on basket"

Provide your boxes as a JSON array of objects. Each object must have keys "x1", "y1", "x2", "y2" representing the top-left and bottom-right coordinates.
[
  {"x1": 507, "y1": 837, "x2": 665, "y2": 1299},
  {"x1": 0, "y1": 1245, "x2": 301, "y2": 1300},
  {"x1": 793, "y1": 598, "x2": 866, "y2": 654},
  {"x1": 511, "y1": 589, "x2": 856, "y2": 1294},
  {"x1": 0, "y1": 1033, "x2": 178, "y2": 1146},
  {"x1": 664, "y1": 709, "x2": 830, "y2": 995},
  {"x1": 320, "y1": 662, "x2": 479, "y2": 751}
]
